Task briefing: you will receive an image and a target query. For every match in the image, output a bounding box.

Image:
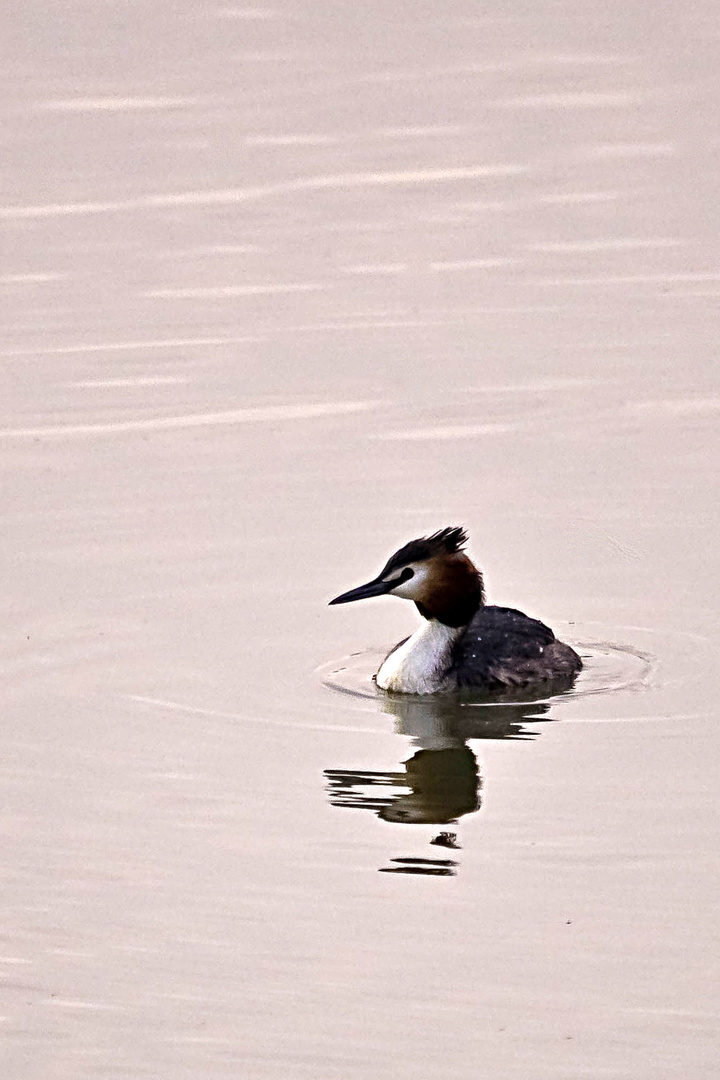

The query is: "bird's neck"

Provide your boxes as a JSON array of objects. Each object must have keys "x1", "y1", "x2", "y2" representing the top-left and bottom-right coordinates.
[
  {"x1": 415, "y1": 556, "x2": 484, "y2": 627},
  {"x1": 376, "y1": 619, "x2": 464, "y2": 694}
]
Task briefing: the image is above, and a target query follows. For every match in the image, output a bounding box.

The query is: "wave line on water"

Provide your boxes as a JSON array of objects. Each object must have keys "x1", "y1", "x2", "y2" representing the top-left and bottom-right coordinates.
[
  {"x1": 127, "y1": 694, "x2": 382, "y2": 735},
  {"x1": 530, "y1": 272, "x2": 720, "y2": 286},
  {"x1": 0, "y1": 164, "x2": 525, "y2": 220},
  {"x1": 145, "y1": 282, "x2": 326, "y2": 298},
  {"x1": 498, "y1": 91, "x2": 644, "y2": 109},
  {"x1": 36, "y1": 96, "x2": 200, "y2": 112},
  {"x1": 371, "y1": 422, "x2": 523, "y2": 441},
  {"x1": 0, "y1": 335, "x2": 261, "y2": 358},
  {"x1": 0, "y1": 400, "x2": 381, "y2": 440}
]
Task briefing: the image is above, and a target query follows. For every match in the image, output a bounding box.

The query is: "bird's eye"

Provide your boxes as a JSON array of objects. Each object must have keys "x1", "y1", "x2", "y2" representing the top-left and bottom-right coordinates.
[{"x1": 399, "y1": 567, "x2": 414, "y2": 582}]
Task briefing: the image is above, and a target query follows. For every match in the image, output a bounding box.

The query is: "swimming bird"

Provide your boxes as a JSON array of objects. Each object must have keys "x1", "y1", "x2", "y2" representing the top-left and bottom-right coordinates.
[{"x1": 329, "y1": 527, "x2": 582, "y2": 695}]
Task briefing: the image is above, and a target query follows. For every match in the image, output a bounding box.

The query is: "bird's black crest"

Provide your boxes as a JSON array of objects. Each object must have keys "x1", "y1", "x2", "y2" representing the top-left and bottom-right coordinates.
[{"x1": 380, "y1": 526, "x2": 469, "y2": 577}]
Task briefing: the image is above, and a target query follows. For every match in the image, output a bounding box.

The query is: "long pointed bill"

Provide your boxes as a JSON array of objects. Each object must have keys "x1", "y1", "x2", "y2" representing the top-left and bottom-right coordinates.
[{"x1": 328, "y1": 577, "x2": 393, "y2": 605}]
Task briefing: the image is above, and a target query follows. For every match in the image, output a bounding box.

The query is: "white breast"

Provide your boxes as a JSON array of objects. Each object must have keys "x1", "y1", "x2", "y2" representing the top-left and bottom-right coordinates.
[{"x1": 376, "y1": 619, "x2": 461, "y2": 694}]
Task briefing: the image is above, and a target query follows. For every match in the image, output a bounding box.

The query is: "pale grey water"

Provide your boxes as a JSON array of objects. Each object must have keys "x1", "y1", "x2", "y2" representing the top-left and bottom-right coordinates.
[{"x1": 1, "y1": 2, "x2": 719, "y2": 1078}]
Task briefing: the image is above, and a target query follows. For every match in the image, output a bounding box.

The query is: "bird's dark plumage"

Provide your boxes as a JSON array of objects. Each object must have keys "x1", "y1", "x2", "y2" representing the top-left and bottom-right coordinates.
[{"x1": 451, "y1": 605, "x2": 582, "y2": 690}]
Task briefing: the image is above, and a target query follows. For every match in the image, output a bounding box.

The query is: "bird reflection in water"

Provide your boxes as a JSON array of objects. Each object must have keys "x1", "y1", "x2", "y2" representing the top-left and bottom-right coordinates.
[{"x1": 325, "y1": 680, "x2": 574, "y2": 875}]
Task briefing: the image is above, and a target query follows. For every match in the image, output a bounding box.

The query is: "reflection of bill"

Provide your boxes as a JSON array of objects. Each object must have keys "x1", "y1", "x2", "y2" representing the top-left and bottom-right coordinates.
[{"x1": 324, "y1": 691, "x2": 560, "y2": 874}]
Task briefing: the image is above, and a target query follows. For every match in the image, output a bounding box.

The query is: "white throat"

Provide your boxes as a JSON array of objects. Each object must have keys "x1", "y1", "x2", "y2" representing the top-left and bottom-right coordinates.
[{"x1": 376, "y1": 619, "x2": 462, "y2": 694}]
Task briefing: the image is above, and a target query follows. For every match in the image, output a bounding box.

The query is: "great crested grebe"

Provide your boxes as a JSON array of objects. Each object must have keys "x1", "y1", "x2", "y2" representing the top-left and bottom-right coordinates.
[{"x1": 329, "y1": 527, "x2": 582, "y2": 695}]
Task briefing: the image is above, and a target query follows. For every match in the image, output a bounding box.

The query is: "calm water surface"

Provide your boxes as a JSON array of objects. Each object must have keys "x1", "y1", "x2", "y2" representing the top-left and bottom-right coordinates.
[{"x1": 2, "y1": 2, "x2": 719, "y2": 1077}]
